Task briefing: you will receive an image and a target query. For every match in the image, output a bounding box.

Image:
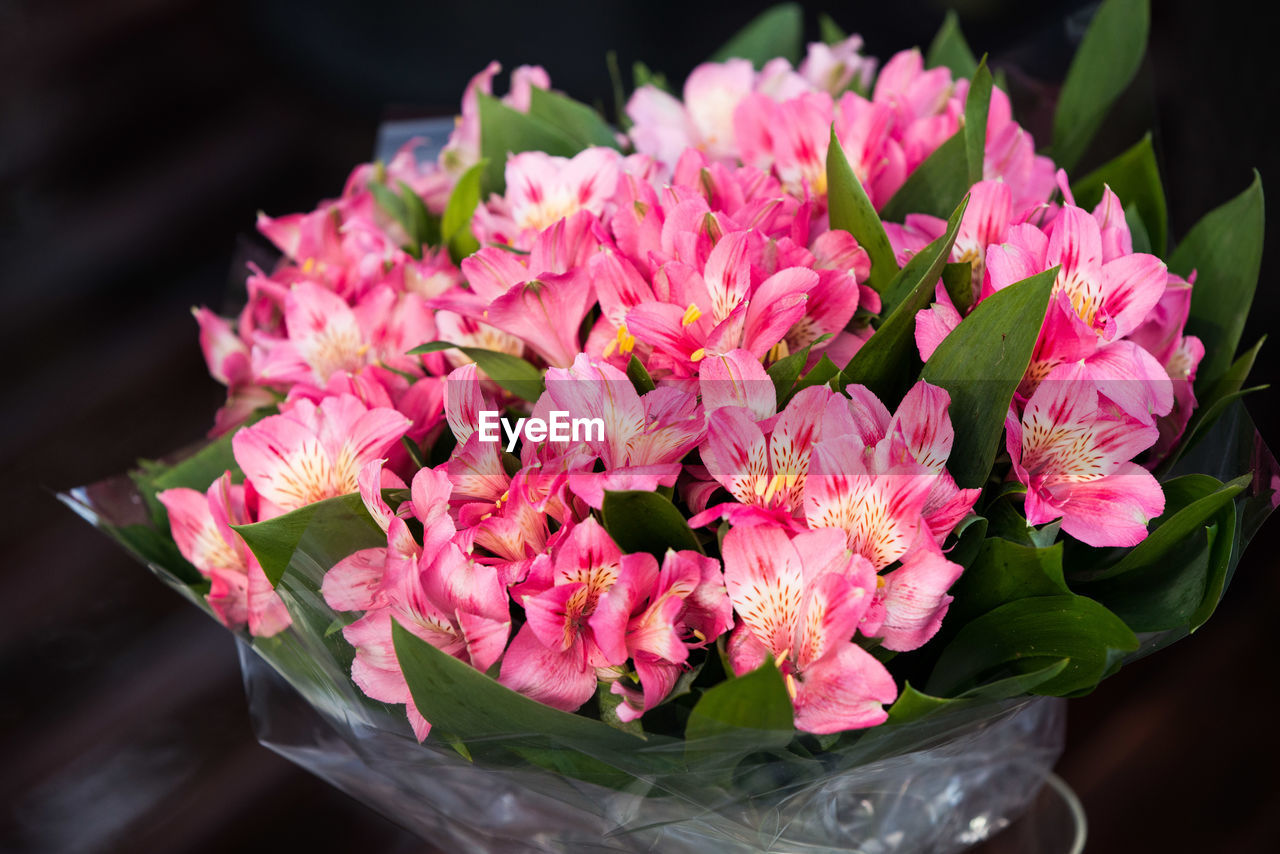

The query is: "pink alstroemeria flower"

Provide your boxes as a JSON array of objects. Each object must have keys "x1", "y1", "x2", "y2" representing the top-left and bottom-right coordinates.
[
  {"x1": 624, "y1": 229, "x2": 820, "y2": 376},
  {"x1": 535, "y1": 354, "x2": 706, "y2": 508},
  {"x1": 159, "y1": 473, "x2": 290, "y2": 637},
  {"x1": 232, "y1": 393, "x2": 412, "y2": 519},
  {"x1": 324, "y1": 465, "x2": 510, "y2": 741},
  {"x1": 1006, "y1": 363, "x2": 1165, "y2": 547},
  {"x1": 722, "y1": 525, "x2": 897, "y2": 733},
  {"x1": 450, "y1": 212, "x2": 599, "y2": 368},
  {"x1": 592, "y1": 549, "x2": 733, "y2": 722},
  {"x1": 695, "y1": 385, "x2": 833, "y2": 528},
  {"x1": 439, "y1": 62, "x2": 550, "y2": 177},
  {"x1": 474, "y1": 147, "x2": 624, "y2": 246},
  {"x1": 500, "y1": 517, "x2": 648, "y2": 712}
]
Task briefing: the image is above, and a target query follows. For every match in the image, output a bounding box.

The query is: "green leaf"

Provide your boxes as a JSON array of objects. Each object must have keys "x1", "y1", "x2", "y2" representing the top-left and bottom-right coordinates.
[
  {"x1": 234, "y1": 493, "x2": 385, "y2": 587},
  {"x1": 1071, "y1": 132, "x2": 1168, "y2": 256},
  {"x1": 441, "y1": 160, "x2": 486, "y2": 264},
  {"x1": 818, "y1": 13, "x2": 846, "y2": 45},
  {"x1": 392, "y1": 620, "x2": 653, "y2": 786},
  {"x1": 887, "y1": 659, "x2": 1071, "y2": 724},
  {"x1": 1052, "y1": 0, "x2": 1151, "y2": 171},
  {"x1": 527, "y1": 87, "x2": 621, "y2": 150},
  {"x1": 878, "y1": 131, "x2": 967, "y2": 222},
  {"x1": 926, "y1": 594, "x2": 1139, "y2": 697},
  {"x1": 369, "y1": 179, "x2": 408, "y2": 229},
  {"x1": 827, "y1": 126, "x2": 899, "y2": 293},
  {"x1": 1069, "y1": 475, "x2": 1245, "y2": 632},
  {"x1": 920, "y1": 266, "x2": 1057, "y2": 488},
  {"x1": 397, "y1": 180, "x2": 441, "y2": 250},
  {"x1": 625, "y1": 354, "x2": 656, "y2": 395},
  {"x1": 632, "y1": 61, "x2": 669, "y2": 93},
  {"x1": 1171, "y1": 172, "x2": 1265, "y2": 390},
  {"x1": 884, "y1": 683, "x2": 951, "y2": 724},
  {"x1": 795, "y1": 353, "x2": 840, "y2": 392},
  {"x1": 925, "y1": 11, "x2": 978, "y2": 79},
  {"x1": 842, "y1": 194, "x2": 968, "y2": 403},
  {"x1": 1073, "y1": 474, "x2": 1248, "y2": 583},
  {"x1": 601, "y1": 490, "x2": 703, "y2": 557},
  {"x1": 708, "y1": 3, "x2": 803, "y2": 68},
  {"x1": 684, "y1": 658, "x2": 794, "y2": 758},
  {"x1": 605, "y1": 51, "x2": 630, "y2": 130},
  {"x1": 949, "y1": 538, "x2": 1069, "y2": 626},
  {"x1": 946, "y1": 514, "x2": 988, "y2": 571},
  {"x1": 942, "y1": 261, "x2": 974, "y2": 316},
  {"x1": 408, "y1": 341, "x2": 545, "y2": 401},
  {"x1": 1125, "y1": 204, "x2": 1153, "y2": 255},
  {"x1": 964, "y1": 58, "x2": 993, "y2": 187},
  {"x1": 477, "y1": 93, "x2": 582, "y2": 194}
]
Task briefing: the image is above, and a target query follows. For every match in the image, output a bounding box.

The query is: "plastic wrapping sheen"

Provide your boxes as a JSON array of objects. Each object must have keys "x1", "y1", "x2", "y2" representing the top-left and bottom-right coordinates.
[{"x1": 63, "y1": 401, "x2": 1274, "y2": 853}]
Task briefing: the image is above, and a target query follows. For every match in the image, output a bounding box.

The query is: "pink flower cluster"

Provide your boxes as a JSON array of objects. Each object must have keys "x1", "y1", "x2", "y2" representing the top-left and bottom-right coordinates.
[
  {"x1": 629, "y1": 39, "x2": 1054, "y2": 211},
  {"x1": 892, "y1": 175, "x2": 1199, "y2": 545},
  {"x1": 160, "y1": 38, "x2": 1204, "y2": 738}
]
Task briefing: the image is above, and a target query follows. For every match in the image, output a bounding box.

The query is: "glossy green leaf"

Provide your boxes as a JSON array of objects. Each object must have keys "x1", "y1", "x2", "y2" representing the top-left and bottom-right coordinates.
[
  {"x1": 964, "y1": 59, "x2": 993, "y2": 187},
  {"x1": 796, "y1": 353, "x2": 840, "y2": 392},
  {"x1": 920, "y1": 268, "x2": 1056, "y2": 488},
  {"x1": 887, "y1": 659, "x2": 1071, "y2": 724},
  {"x1": 625, "y1": 354, "x2": 656, "y2": 395},
  {"x1": 527, "y1": 87, "x2": 621, "y2": 150},
  {"x1": 843, "y1": 195, "x2": 968, "y2": 402},
  {"x1": 441, "y1": 160, "x2": 486, "y2": 264},
  {"x1": 684, "y1": 658, "x2": 794, "y2": 757},
  {"x1": 827, "y1": 126, "x2": 899, "y2": 293},
  {"x1": 925, "y1": 10, "x2": 978, "y2": 80},
  {"x1": 708, "y1": 3, "x2": 803, "y2": 68},
  {"x1": 1052, "y1": 0, "x2": 1151, "y2": 171},
  {"x1": 477, "y1": 93, "x2": 582, "y2": 194},
  {"x1": 949, "y1": 538, "x2": 1069, "y2": 626},
  {"x1": 946, "y1": 515, "x2": 988, "y2": 571},
  {"x1": 392, "y1": 620, "x2": 653, "y2": 786},
  {"x1": 1074, "y1": 474, "x2": 1248, "y2": 583},
  {"x1": 927, "y1": 594, "x2": 1138, "y2": 697},
  {"x1": 409, "y1": 341, "x2": 545, "y2": 401},
  {"x1": 1171, "y1": 172, "x2": 1265, "y2": 390},
  {"x1": 1071, "y1": 132, "x2": 1168, "y2": 256},
  {"x1": 878, "y1": 131, "x2": 967, "y2": 222},
  {"x1": 234, "y1": 493, "x2": 384, "y2": 587},
  {"x1": 941, "y1": 261, "x2": 974, "y2": 316},
  {"x1": 601, "y1": 490, "x2": 703, "y2": 557}
]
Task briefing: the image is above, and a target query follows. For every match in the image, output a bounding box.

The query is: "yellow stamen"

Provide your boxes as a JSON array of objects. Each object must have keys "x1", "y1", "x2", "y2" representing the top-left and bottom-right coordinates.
[
  {"x1": 301, "y1": 257, "x2": 316, "y2": 274},
  {"x1": 767, "y1": 340, "x2": 791, "y2": 363},
  {"x1": 681, "y1": 303, "x2": 703, "y2": 327},
  {"x1": 783, "y1": 671, "x2": 799, "y2": 701},
  {"x1": 690, "y1": 348, "x2": 706, "y2": 362},
  {"x1": 762, "y1": 472, "x2": 796, "y2": 504},
  {"x1": 611, "y1": 323, "x2": 636, "y2": 356}
]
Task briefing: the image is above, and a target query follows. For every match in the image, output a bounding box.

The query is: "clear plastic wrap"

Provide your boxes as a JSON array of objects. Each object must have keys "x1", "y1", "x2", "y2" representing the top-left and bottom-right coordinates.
[
  {"x1": 63, "y1": 397, "x2": 1277, "y2": 853},
  {"x1": 65, "y1": 473, "x2": 1066, "y2": 853},
  {"x1": 237, "y1": 632, "x2": 1065, "y2": 854}
]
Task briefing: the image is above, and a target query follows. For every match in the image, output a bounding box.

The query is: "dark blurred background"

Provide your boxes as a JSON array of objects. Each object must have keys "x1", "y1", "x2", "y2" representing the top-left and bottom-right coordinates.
[{"x1": 3, "y1": 0, "x2": 1277, "y2": 851}]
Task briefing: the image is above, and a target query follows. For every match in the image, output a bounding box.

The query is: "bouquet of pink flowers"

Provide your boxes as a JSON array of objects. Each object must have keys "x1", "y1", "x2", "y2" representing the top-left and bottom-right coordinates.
[{"x1": 69, "y1": 1, "x2": 1274, "y2": 851}]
